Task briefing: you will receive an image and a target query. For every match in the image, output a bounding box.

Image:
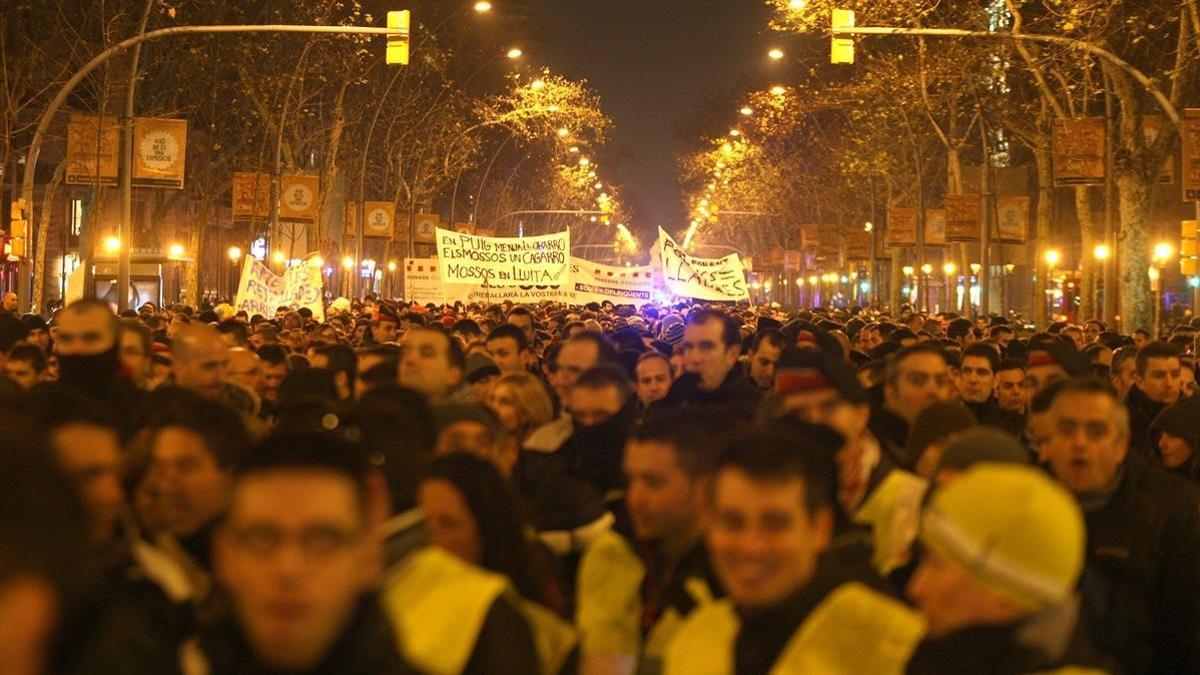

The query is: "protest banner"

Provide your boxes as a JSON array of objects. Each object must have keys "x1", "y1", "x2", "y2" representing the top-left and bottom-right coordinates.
[
  {"x1": 435, "y1": 227, "x2": 571, "y2": 287},
  {"x1": 654, "y1": 227, "x2": 749, "y2": 302},
  {"x1": 234, "y1": 256, "x2": 326, "y2": 322},
  {"x1": 570, "y1": 259, "x2": 657, "y2": 306},
  {"x1": 403, "y1": 258, "x2": 446, "y2": 305}
]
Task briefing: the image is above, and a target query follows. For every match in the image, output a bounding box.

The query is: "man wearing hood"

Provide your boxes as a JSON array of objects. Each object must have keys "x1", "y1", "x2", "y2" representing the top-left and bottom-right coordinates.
[{"x1": 651, "y1": 309, "x2": 761, "y2": 422}]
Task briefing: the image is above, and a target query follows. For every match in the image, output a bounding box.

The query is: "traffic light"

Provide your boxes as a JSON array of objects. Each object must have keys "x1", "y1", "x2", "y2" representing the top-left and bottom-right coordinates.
[
  {"x1": 831, "y1": 9, "x2": 856, "y2": 65},
  {"x1": 386, "y1": 10, "x2": 410, "y2": 66},
  {"x1": 1182, "y1": 220, "x2": 1197, "y2": 275},
  {"x1": 8, "y1": 197, "x2": 27, "y2": 241}
]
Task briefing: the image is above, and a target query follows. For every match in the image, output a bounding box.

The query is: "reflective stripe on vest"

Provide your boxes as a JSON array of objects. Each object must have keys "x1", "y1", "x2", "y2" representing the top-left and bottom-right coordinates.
[{"x1": 665, "y1": 583, "x2": 927, "y2": 675}]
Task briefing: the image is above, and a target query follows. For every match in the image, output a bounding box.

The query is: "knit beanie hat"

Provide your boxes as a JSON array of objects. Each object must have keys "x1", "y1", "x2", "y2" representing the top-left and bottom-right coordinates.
[{"x1": 920, "y1": 464, "x2": 1085, "y2": 611}]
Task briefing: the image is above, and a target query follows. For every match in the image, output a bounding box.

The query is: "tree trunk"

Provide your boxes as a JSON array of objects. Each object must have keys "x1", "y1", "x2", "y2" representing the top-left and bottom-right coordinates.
[
  {"x1": 1116, "y1": 173, "x2": 1153, "y2": 332},
  {"x1": 184, "y1": 201, "x2": 209, "y2": 307},
  {"x1": 1076, "y1": 186, "x2": 1097, "y2": 321},
  {"x1": 1033, "y1": 138, "x2": 1053, "y2": 327},
  {"x1": 32, "y1": 161, "x2": 65, "y2": 312}
]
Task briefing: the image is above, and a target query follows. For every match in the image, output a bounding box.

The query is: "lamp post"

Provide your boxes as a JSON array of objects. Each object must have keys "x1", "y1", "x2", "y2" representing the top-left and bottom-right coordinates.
[
  {"x1": 1044, "y1": 249, "x2": 1061, "y2": 320},
  {"x1": 1093, "y1": 244, "x2": 1110, "y2": 322},
  {"x1": 920, "y1": 263, "x2": 933, "y2": 312},
  {"x1": 943, "y1": 262, "x2": 957, "y2": 313},
  {"x1": 969, "y1": 263, "x2": 982, "y2": 315},
  {"x1": 902, "y1": 266, "x2": 914, "y2": 307},
  {"x1": 227, "y1": 246, "x2": 243, "y2": 300},
  {"x1": 1151, "y1": 242, "x2": 1174, "y2": 337}
]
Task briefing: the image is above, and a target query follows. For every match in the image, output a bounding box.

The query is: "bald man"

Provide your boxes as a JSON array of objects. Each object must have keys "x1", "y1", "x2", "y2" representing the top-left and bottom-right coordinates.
[
  {"x1": 172, "y1": 324, "x2": 229, "y2": 399},
  {"x1": 226, "y1": 348, "x2": 262, "y2": 394},
  {"x1": 1, "y1": 291, "x2": 17, "y2": 314}
]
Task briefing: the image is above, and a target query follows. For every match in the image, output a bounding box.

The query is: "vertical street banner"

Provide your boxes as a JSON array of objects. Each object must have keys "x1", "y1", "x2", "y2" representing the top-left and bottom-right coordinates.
[
  {"x1": 279, "y1": 175, "x2": 320, "y2": 225},
  {"x1": 925, "y1": 210, "x2": 948, "y2": 246},
  {"x1": 132, "y1": 118, "x2": 187, "y2": 189},
  {"x1": 413, "y1": 214, "x2": 439, "y2": 243},
  {"x1": 435, "y1": 227, "x2": 571, "y2": 287},
  {"x1": 403, "y1": 258, "x2": 445, "y2": 305},
  {"x1": 66, "y1": 114, "x2": 119, "y2": 186},
  {"x1": 1183, "y1": 109, "x2": 1200, "y2": 201},
  {"x1": 995, "y1": 196, "x2": 1030, "y2": 244},
  {"x1": 944, "y1": 194, "x2": 982, "y2": 242},
  {"x1": 1052, "y1": 117, "x2": 1106, "y2": 186},
  {"x1": 653, "y1": 227, "x2": 749, "y2": 302},
  {"x1": 232, "y1": 172, "x2": 271, "y2": 222},
  {"x1": 886, "y1": 206, "x2": 918, "y2": 246},
  {"x1": 345, "y1": 202, "x2": 397, "y2": 239},
  {"x1": 570, "y1": 259, "x2": 657, "y2": 306},
  {"x1": 844, "y1": 230, "x2": 871, "y2": 260},
  {"x1": 234, "y1": 256, "x2": 326, "y2": 322}
]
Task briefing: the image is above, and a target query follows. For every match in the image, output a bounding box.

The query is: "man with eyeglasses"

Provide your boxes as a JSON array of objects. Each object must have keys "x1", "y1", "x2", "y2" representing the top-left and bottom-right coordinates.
[
  {"x1": 199, "y1": 432, "x2": 418, "y2": 673},
  {"x1": 1042, "y1": 379, "x2": 1200, "y2": 674}
]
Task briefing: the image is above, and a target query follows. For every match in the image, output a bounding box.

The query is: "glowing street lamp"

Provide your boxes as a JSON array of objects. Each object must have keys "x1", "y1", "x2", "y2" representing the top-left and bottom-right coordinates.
[
  {"x1": 740, "y1": 106, "x2": 753, "y2": 116},
  {"x1": 770, "y1": 85, "x2": 786, "y2": 96},
  {"x1": 942, "y1": 262, "x2": 957, "y2": 276},
  {"x1": 902, "y1": 265, "x2": 914, "y2": 277},
  {"x1": 102, "y1": 236, "x2": 121, "y2": 253},
  {"x1": 342, "y1": 256, "x2": 355, "y2": 269},
  {"x1": 506, "y1": 47, "x2": 523, "y2": 59},
  {"x1": 1043, "y1": 249, "x2": 1061, "y2": 267},
  {"x1": 228, "y1": 246, "x2": 243, "y2": 262},
  {"x1": 920, "y1": 263, "x2": 933, "y2": 275},
  {"x1": 1152, "y1": 241, "x2": 1174, "y2": 264},
  {"x1": 557, "y1": 127, "x2": 570, "y2": 138},
  {"x1": 167, "y1": 243, "x2": 185, "y2": 259},
  {"x1": 271, "y1": 251, "x2": 286, "y2": 265},
  {"x1": 768, "y1": 48, "x2": 785, "y2": 60},
  {"x1": 530, "y1": 79, "x2": 546, "y2": 90},
  {"x1": 473, "y1": 1, "x2": 492, "y2": 13},
  {"x1": 1093, "y1": 244, "x2": 1110, "y2": 261}
]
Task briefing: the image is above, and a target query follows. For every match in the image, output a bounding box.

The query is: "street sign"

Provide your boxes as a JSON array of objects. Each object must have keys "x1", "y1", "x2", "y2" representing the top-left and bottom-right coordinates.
[
  {"x1": 831, "y1": 9, "x2": 856, "y2": 64},
  {"x1": 1183, "y1": 109, "x2": 1200, "y2": 201},
  {"x1": 386, "y1": 10, "x2": 410, "y2": 65}
]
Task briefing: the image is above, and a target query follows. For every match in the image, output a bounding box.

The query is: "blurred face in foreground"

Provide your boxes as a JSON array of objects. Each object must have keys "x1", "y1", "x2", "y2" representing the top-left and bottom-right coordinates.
[
  {"x1": 1043, "y1": 391, "x2": 1128, "y2": 494},
  {"x1": 707, "y1": 468, "x2": 832, "y2": 610},
  {"x1": 216, "y1": 470, "x2": 376, "y2": 672}
]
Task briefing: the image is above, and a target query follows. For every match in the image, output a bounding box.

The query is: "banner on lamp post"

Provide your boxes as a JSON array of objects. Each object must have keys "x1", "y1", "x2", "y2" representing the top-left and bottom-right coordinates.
[
  {"x1": 279, "y1": 175, "x2": 320, "y2": 225},
  {"x1": 925, "y1": 210, "x2": 948, "y2": 247},
  {"x1": 886, "y1": 206, "x2": 917, "y2": 246},
  {"x1": 1183, "y1": 110, "x2": 1200, "y2": 201},
  {"x1": 995, "y1": 196, "x2": 1030, "y2": 244},
  {"x1": 944, "y1": 194, "x2": 981, "y2": 242},
  {"x1": 132, "y1": 118, "x2": 187, "y2": 189},
  {"x1": 66, "y1": 115, "x2": 119, "y2": 186},
  {"x1": 413, "y1": 214, "x2": 439, "y2": 243},
  {"x1": 232, "y1": 172, "x2": 271, "y2": 222},
  {"x1": 1052, "y1": 117, "x2": 1106, "y2": 186}
]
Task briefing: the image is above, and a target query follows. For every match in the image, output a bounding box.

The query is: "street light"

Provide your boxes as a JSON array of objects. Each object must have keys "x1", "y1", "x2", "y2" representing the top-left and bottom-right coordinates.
[
  {"x1": 341, "y1": 256, "x2": 355, "y2": 269},
  {"x1": 768, "y1": 48, "x2": 785, "y2": 60},
  {"x1": 103, "y1": 236, "x2": 121, "y2": 253},
  {"x1": 740, "y1": 106, "x2": 753, "y2": 116},
  {"x1": 920, "y1": 263, "x2": 933, "y2": 275},
  {"x1": 1153, "y1": 241, "x2": 1174, "y2": 264},
  {"x1": 506, "y1": 47, "x2": 523, "y2": 59},
  {"x1": 530, "y1": 78, "x2": 546, "y2": 90},
  {"x1": 1093, "y1": 244, "x2": 1110, "y2": 261},
  {"x1": 1044, "y1": 249, "x2": 1061, "y2": 267},
  {"x1": 228, "y1": 246, "x2": 243, "y2": 262},
  {"x1": 168, "y1": 243, "x2": 185, "y2": 259},
  {"x1": 1151, "y1": 242, "x2": 1174, "y2": 337},
  {"x1": 557, "y1": 127, "x2": 570, "y2": 138},
  {"x1": 473, "y1": 1, "x2": 493, "y2": 12},
  {"x1": 770, "y1": 85, "x2": 786, "y2": 95},
  {"x1": 272, "y1": 251, "x2": 286, "y2": 265},
  {"x1": 943, "y1": 262, "x2": 957, "y2": 276},
  {"x1": 902, "y1": 265, "x2": 914, "y2": 277}
]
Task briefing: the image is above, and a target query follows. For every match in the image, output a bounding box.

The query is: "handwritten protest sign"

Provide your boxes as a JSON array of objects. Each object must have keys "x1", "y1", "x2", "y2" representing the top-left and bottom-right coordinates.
[
  {"x1": 435, "y1": 228, "x2": 570, "y2": 287},
  {"x1": 654, "y1": 227, "x2": 749, "y2": 302},
  {"x1": 234, "y1": 256, "x2": 325, "y2": 322}
]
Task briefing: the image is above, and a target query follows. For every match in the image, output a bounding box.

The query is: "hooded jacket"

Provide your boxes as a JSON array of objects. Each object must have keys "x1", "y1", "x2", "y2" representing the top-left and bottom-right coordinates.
[{"x1": 651, "y1": 362, "x2": 762, "y2": 423}]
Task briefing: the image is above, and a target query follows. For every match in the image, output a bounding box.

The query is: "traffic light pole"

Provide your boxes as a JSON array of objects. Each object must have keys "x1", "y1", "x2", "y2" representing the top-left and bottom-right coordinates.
[
  {"x1": 18, "y1": 22, "x2": 407, "y2": 314},
  {"x1": 832, "y1": 25, "x2": 1181, "y2": 131}
]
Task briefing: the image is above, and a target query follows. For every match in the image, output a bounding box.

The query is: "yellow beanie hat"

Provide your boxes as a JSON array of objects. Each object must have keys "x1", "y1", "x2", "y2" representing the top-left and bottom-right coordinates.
[{"x1": 920, "y1": 463, "x2": 1085, "y2": 610}]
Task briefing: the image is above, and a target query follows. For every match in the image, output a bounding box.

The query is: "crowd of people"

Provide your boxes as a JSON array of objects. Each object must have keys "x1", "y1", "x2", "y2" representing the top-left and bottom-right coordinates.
[{"x1": 1, "y1": 286, "x2": 1199, "y2": 674}]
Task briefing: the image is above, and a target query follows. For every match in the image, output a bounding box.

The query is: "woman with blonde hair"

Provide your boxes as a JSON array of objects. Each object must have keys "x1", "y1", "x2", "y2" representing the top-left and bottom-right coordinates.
[{"x1": 487, "y1": 371, "x2": 555, "y2": 445}]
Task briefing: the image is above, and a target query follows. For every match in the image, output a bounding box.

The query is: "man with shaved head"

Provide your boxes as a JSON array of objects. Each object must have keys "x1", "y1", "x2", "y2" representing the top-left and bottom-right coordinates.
[
  {"x1": 173, "y1": 324, "x2": 257, "y2": 416},
  {"x1": 55, "y1": 298, "x2": 139, "y2": 403}
]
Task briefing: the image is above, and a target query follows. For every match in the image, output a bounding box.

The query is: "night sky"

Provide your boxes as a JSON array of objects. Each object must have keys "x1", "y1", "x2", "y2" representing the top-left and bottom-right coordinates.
[{"x1": 528, "y1": 0, "x2": 772, "y2": 237}]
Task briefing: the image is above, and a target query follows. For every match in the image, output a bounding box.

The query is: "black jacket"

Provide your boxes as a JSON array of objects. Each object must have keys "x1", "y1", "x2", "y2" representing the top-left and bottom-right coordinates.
[
  {"x1": 651, "y1": 362, "x2": 762, "y2": 423},
  {"x1": 905, "y1": 619, "x2": 1103, "y2": 675},
  {"x1": 1081, "y1": 452, "x2": 1200, "y2": 674},
  {"x1": 197, "y1": 594, "x2": 417, "y2": 674},
  {"x1": 867, "y1": 404, "x2": 912, "y2": 469},
  {"x1": 1126, "y1": 385, "x2": 1168, "y2": 457},
  {"x1": 965, "y1": 397, "x2": 1024, "y2": 438}
]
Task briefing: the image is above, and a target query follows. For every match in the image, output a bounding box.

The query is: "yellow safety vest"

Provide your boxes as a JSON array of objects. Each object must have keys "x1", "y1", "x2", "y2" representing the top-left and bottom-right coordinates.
[
  {"x1": 576, "y1": 530, "x2": 715, "y2": 674},
  {"x1": 854, "y1": 470, "x2": 929, "y2": 576},
  {"x1": 664, "y1": 582, "x2": 927, "y2": 675},
  {"x1": 383, "y1": 546, "x2": 577, "y2": 675}
]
